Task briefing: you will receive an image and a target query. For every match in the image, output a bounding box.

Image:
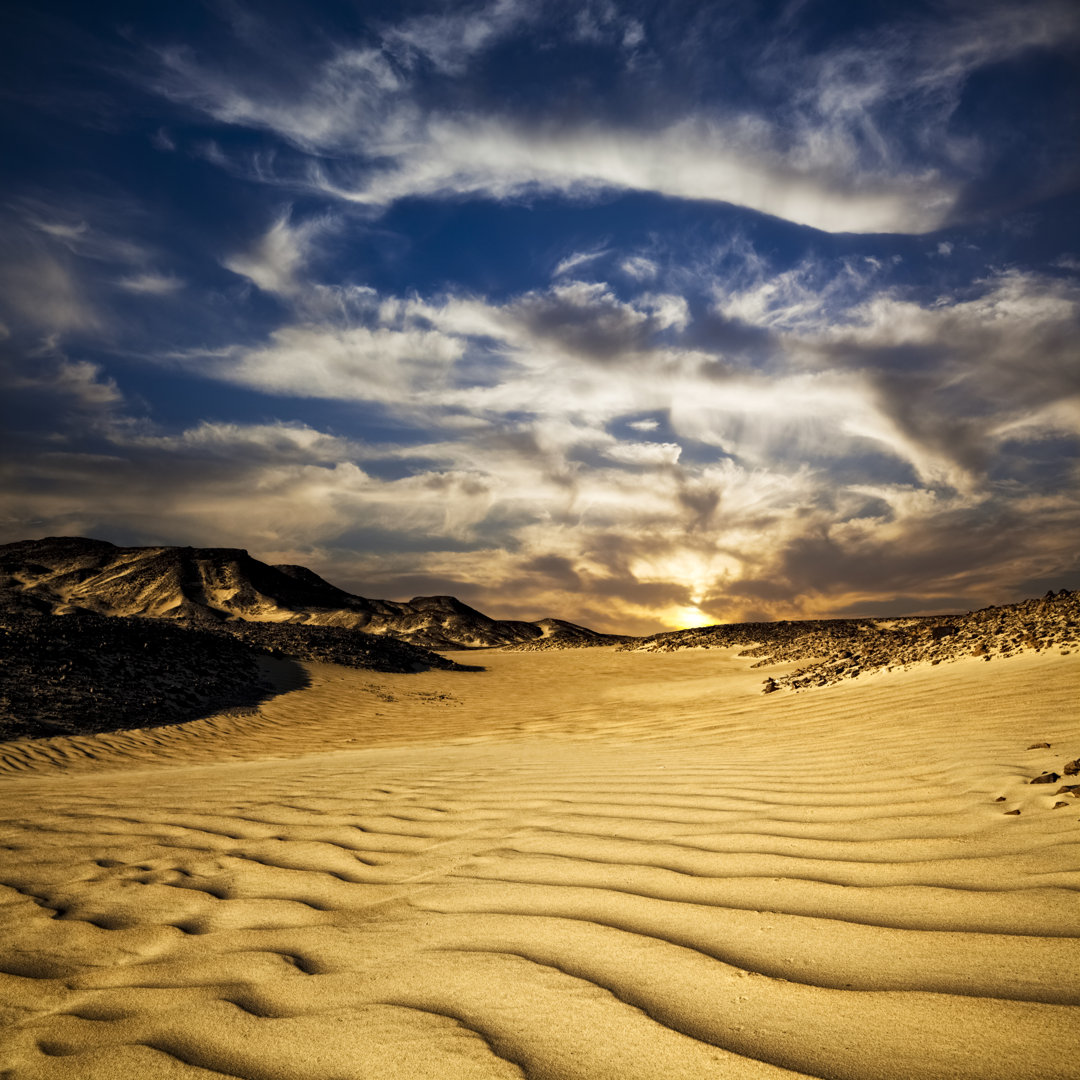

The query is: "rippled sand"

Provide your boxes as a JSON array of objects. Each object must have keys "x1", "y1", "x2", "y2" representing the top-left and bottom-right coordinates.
[{"x1": 2, "y1": 647, "x2": 1079, "y2": 1079}]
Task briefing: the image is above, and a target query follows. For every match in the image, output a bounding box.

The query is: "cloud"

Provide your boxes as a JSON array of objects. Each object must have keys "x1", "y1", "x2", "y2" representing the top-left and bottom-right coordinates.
[
  {"x1": 1, "y1": 354, "x2": 122, "y2": 409},
  {"x1": 0, "y1": 196, "x2": 185, "y2": 338},
  {"x1": 206, "y1": 322, "x2": 467, "y2": 405},
  {"x1": 3, "y1": 2, "x2": 1078, "y2": 633},
  {"x1": 553, "y1": 249, "x2": 609, "y2": 277},
  {"x1": 381, "y1": 0, "x2": 533, "y2": 76},
  {"x1": 312, "y1": 114, "x2": 957, "y2": 234},
  {"x1": 142, "y1": 4, "x2": 1077, "y2": 234},
  {"x1": 571, "y1": 0, "x2": 645, "y2": 52},
  {"x1": 621, "y1": 255, "x2": 657, "y2": 280},
  {"x1": 0, "y1": 242, "x2": 101, "y2": 335},
  {"x1": 198, "y1": 263, "x2": 1080, "y2": 500},
  {"x1": 603, "y1": 441, "x2": 682, "y2": 466},
  {"x1": 98, "y1": 252, "x2": 1059, "y2": 629},
  {"x1": 116, "y1": 272, "x2": 184, "y2": 294},
  {"x1": 3, "y1": 370, "x2": 1078, "y2": 632},
  {"x1": 223, "y1": 212, "x2": 326, "y2": 295}
]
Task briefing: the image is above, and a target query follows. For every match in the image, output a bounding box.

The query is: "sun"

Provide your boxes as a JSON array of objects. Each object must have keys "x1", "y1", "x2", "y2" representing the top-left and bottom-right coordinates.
[{"x1": 667, "y1": 604, "x2": 716, "y2": 631}]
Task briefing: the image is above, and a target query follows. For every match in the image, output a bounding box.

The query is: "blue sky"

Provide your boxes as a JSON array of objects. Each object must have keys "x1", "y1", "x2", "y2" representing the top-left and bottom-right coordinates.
[{"x1": 1, "y1": 0, "x2": 1078, "y2": 632}]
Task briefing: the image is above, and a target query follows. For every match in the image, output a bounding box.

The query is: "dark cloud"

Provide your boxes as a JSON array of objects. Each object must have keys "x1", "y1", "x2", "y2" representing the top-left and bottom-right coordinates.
[
  {"x1": 520, "y1": 553, "x2": 583, "y2": 590},
  {"x1": 509, "y1": 285, "x2": 656, "y2": 363}
]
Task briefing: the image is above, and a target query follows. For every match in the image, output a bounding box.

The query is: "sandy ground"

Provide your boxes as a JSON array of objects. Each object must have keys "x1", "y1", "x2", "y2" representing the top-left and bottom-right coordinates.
[{"x1": 1, "y1": 646, "x2": 1079, "y2": 1079}]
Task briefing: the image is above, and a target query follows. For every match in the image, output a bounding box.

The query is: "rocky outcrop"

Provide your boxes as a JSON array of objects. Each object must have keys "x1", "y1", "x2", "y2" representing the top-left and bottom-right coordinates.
[
  {"x1": 0, "y1": 607, "x2": 476, "y2": 742},
  {"x1": 621, "y1": 589, "x2": 1080, "y2": 692},
  {"x1": 201, "y1": 619, "x2": 480, "y2": 672},
  {"x1": 0, "y1": 610, "x2": 289, "y2": 741}
]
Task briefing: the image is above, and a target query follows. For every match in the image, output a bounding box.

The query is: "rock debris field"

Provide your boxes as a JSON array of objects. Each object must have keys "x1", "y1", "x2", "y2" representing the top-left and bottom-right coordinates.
[{"x1": 624, "y1": 589, "x2": 1080, "y2": 693}]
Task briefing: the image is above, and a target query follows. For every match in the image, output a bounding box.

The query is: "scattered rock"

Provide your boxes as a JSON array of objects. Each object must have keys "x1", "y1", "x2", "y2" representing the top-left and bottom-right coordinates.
[
  {"x1": 1064, "y1": 759, "x2": 1080, "y2": 776},
  {"x1": 995, "y1": 796, "x2": 1006, "y2": 802},
  {"x1": 623, "y1": 589, "x2": 1080, "y2": 691},
  {"x1": 1004, "y1": 809, "x2": 1021, "y2": 815},
  {"x1": 1056, "y1": 785, "x2": 1080, "y2": 796},
  {"x1": 1030, "y1": 772, "x2": 1061, "y2": 784},
  {"x1": 1053, "y1": 802, "x2": 1069, "y2": 809},
  {"x1": 761, "y1": 677, "x2": 779, "y2": 694},
  {"x1": 1027, "y1": 742, "x2": 1051, "y2": 749}
]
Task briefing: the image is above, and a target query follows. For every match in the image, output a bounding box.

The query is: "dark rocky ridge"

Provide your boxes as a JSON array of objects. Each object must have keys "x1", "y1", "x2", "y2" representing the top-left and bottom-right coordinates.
[
  {"x1": 0, "y1": 537, "x2": 615, "y2": 650},
  {"x1": 622, "y1": 590, "x2": 1080, "y2": 691},
  {"x1": 201, "y1": 620, "x2": 480, "y2": 673},
  {"x1": 0, "y1": 611, "x2": 293, "y2": 741},
  {"x1": 0, "y1": 610, "x2": 473, "y2": 742}
]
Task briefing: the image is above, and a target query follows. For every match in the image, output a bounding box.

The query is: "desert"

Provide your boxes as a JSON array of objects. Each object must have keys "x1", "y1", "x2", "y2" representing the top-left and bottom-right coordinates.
[
  {"x1": 5, "y1": 4, "x2": 1080, "y2": 1077},
  {"x1": 2, "y1": 541, "x2": 1079, "y2": 1079}
]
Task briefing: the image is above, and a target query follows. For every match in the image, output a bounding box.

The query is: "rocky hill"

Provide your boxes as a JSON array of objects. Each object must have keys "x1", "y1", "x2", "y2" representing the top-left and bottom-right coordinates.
[
  {"x1": 0, "y1": 537, "x2": 613, "y2": 649},
  {"x1": 505, "y1": 618, "x2": 634, "y2": 650},
  {"x1": 0, "y1": 607, "x2": 475, "y2": 742},
  {"x1": 0, "y1": 610, "x2": 291, "y2": 741},
  {"x1": 622, "y1": 590, "x2": 1080, "y2": 691}
]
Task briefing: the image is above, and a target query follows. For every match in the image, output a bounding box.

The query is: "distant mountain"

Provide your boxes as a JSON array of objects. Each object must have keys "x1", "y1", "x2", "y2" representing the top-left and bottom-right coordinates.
[{"x1": 0, "y1": 537, "x2": 622, "y2": 650}]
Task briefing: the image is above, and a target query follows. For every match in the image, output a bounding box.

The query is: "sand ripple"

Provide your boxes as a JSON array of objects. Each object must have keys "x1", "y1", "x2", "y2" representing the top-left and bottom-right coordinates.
[{"x1": 2, "y1": 648, "x2": 1079, "y2": 1078}]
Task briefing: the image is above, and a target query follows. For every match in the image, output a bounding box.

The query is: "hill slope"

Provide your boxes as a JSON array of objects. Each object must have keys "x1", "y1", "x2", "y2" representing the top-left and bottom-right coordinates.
[
  {"x1": 0, "y1": 537, "x2": 619, "y2": 649},
  {"x1": 622, "y1": 590, "x2": 1080, "y2": 691}
]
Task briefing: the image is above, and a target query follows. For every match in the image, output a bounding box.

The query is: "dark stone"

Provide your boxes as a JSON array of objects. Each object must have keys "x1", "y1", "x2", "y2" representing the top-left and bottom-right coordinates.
[
  {"x1": 1004, "y1": 809, "x2": 1021, "y2": 815},
  {"x1": 1026, "y1": 742, "x2": 1051, "y2": 749},
  {"x1": 1064, "y1": 759, "x2": 1080, "y2": 776},
  {"x1": 1030, "y1": 772, "x2": 1061, "y2": 784}
]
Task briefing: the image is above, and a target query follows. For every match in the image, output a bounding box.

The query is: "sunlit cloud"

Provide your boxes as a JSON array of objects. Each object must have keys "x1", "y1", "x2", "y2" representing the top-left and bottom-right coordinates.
[{"x1": 97, "y1": 250, "x2": 1071, "y2": 629}]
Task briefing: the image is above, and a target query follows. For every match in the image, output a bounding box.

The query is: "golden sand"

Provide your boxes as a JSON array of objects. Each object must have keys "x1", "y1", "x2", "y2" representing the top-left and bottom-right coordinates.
[{"x1": 1, "y1": 647, "x2": 1078, "y2": 1078}]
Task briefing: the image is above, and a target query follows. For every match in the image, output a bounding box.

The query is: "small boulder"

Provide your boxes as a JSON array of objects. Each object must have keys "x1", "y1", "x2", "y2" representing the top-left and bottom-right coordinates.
[
  {"x1": 761, "y1": 678, "x2": 779, "y2": 694},
  {"x1": 995, "y1": 796, "x2": 1006, "y2": 802},
  {"x1": 1030, "y1": 772, "x2": 1060, "y2": 784},
  {"x1": 1027, "y1": 742, "x2": 1051, "y2": 749},
  {"x1": 1004, "y1": 809, "x2": 1021, "y2": 815},
  {"x1": 1064, "y1": 759, "x2": 1080, "y2": 776}
]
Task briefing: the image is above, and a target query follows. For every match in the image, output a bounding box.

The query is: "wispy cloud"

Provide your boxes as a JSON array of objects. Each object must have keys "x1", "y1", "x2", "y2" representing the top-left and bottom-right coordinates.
[
  {"x1": 116, "y1": 272, "x2": 185, "y2": 294},
  {"x1": 380, "y1": 0, "x2": 534, "y2": 76},
  {"x1": 223, "y1": 211, "x2": 330, "y2": 296},
  {"x1": 135, "y1": 2, "x2": 1080, "y2": 233},
  {"x1": 553, "y1": 248, "x2": 609, "y2": 277}
]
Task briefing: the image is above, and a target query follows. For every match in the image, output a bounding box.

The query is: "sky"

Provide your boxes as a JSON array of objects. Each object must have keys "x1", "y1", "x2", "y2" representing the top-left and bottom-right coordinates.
[{"x1": 1, "y1": 0, "x2": 1079, "y2": 634}]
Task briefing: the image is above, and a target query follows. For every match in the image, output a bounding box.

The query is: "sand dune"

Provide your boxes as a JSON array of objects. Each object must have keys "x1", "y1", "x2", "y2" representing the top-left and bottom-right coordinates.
[{"x1": 2, "y1": 647, "x2": 1079, "y2": 1078}]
